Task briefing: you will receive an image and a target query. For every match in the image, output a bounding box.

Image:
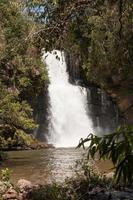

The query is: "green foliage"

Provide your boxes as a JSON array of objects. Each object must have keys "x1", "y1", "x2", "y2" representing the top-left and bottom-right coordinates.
[
  {"x1": 78, "y1": 125, "x2": 133, "y2": 186},
  {"x1": 23, "y1": 0, "x2": 133, "y2": 102},
  {"x1": 31, "y1": 184, "x2": 71, "y2": 200},
  {"x1": 81, "y1": 161, "x2": 112, "y2": 187},
  {"x1": 0, "y1": 0, "x2": 48, "y2": 148},
  {"x1": 30, "y1": 160, "x2": 113, "y2": 200},
  {"x1": 31, "y1": 0, "x2": 132, "y2": 97},
  {"x1": 0, "y1": 85, "x2": 37, "y2": 149},
  {"x1": 1, "y1": 168, "x2": 10, "y2": 182},
  {"x1": 83, "y1": 1, "x2": 133, "y2": 93},
  {"x1": 14, "y1": 129, "x2": 39, "y2": 147},
  {"x1": 0, "y1": 87, "x2": 36, "y2": 130}
]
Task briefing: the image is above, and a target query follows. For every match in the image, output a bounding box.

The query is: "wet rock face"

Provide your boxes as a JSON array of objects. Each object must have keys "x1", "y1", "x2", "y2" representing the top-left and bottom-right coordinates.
[
  {"x1": 65, "y1": 51, "x2": 133, "y2": 126},
  {"x1": 33, "y1": 86, "x2": 49, "y2": 141},
  {"x1": 118, "y1": 96, "x2": 133, "y2": 125},
  {"x1": 86, "y1": 87, "x2": 123, "y2": 133},
  {"x1": 65, "y1": 52, "x2": 85, "y2": 84},
  {"x1": 65, "y1": 51, "x2": 122, "y2": 133}
]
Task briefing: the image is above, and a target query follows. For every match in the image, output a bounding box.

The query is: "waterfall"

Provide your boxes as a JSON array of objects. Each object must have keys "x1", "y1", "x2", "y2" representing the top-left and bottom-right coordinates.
[{"x1": 43, "y1": 50, "x2": 94, "y2": 147}]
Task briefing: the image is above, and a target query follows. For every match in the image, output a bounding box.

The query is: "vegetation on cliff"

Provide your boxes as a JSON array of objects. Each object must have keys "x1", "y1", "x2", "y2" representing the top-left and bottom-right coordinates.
[
  {"x1": 0, "y1": 0, "x2": 48, "y2": 149},
  {"x1": 27, "y1": 0, "x2": 133, "y2": 122}
]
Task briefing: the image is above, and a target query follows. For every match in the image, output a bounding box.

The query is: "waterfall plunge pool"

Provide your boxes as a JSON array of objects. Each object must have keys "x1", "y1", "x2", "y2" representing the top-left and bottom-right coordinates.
[
  {"x1": 0, "y1": 148, "x2": 112, "y2": 184},
  {"x1": 0, "y1": 51, "x2": 112, "y2": 184}
]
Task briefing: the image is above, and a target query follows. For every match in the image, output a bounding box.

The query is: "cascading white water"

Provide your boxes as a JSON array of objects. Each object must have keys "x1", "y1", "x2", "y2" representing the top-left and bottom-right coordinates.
[{"x1": 43, "y1": 50, "x2": 94, "y2": 147}]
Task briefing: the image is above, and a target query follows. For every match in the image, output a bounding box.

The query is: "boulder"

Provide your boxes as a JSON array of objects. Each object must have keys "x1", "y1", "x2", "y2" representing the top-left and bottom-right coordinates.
[
  {"x1": 0, "y1": 181, "x2": 8, "y2": 194},
  {"x1": 17, "y1": 179, "x2": 32, "y2": 191},
  {"x1": 105, "y1": 172, "x2": 114, "y2": 179},
  {"x1": 2, "y1": 188, "x2": 18, "y2": 199}
]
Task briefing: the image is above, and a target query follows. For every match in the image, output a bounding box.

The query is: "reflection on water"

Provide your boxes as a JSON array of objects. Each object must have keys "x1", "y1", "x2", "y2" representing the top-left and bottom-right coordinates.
[
  {"x1": 0, "y1": 148, "x2": 112, "y2": 184},
  {"x1": 0, "y1": 148, "x2": 86, "y2": 184}
]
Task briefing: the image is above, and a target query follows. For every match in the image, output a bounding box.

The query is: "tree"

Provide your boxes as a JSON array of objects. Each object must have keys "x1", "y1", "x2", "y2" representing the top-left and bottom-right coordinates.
[{"x1": 0, "y1": 0, "x2": 48, "y2": 148}]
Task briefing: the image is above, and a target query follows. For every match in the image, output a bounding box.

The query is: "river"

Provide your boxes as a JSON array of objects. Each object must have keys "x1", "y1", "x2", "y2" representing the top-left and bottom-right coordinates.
[{"x1": 0, "y1": 148, "x2": 112, "y2": 184}]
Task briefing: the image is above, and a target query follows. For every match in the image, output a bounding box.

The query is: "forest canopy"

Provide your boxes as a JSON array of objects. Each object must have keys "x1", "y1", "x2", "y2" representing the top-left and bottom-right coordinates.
[{"x1": 23, "y1": 0, "x2": 133, "y2": 102}]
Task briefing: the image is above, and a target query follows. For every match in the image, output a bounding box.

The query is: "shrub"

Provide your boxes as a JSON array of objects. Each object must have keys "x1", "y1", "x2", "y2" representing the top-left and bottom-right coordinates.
[
  {"x1": 1, "y1": 168, "x2": 10, "y2": 182},
  {"x1": 78, "y1": 125, "x2": 133, "y2": 186}
]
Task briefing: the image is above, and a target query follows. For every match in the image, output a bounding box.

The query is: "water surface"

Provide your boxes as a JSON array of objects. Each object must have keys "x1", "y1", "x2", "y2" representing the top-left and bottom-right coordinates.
[{"x1": 0, "y1": 148, "x2": 112, "y2": 184}]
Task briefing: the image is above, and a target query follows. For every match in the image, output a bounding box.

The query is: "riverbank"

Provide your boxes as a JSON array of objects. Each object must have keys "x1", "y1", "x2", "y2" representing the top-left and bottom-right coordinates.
[
  {"x1": 1, "y1": 176, "x2": 133, "y2": 200},
  {"x1": 0, "y1": 131, "x2": 54, "y2": 152},
  {"x1": 1, "y1": 143, "x2": 54, "y2": 151},
  {"x1": 0, "y1": 149, "x2": 133, "y2": 200}
]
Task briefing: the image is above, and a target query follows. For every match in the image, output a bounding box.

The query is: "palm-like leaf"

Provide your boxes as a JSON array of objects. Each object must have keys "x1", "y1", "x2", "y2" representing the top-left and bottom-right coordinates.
[{"x1": 78, "y1": 125, "x2": 133, "y2": 186}]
